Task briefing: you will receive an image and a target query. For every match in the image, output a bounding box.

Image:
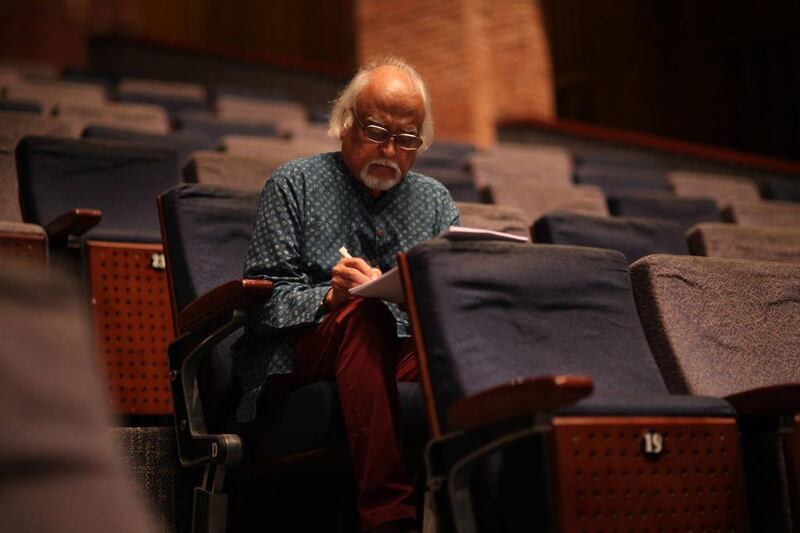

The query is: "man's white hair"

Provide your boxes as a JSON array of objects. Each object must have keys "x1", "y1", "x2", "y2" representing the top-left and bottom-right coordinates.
[{"x1": 328, "y1": 56, "x2": 434, "y2": 151}]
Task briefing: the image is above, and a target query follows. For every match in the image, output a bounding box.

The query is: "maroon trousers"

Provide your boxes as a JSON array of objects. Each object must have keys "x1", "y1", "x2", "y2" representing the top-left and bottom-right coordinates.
[{"x1": 265, "y1": 298, "x2": 419, "y2": 529}]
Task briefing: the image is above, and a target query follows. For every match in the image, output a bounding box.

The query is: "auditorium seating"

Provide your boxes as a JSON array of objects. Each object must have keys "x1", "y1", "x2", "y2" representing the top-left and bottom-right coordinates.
[
  {"x1": 573, "y1": 162, "x2": 670, "y2": 195},
  {"x1": 398, "y1": 240, "x2": 746, "y2": 532},
  {"x1": 0, "y1": 99, "x2": 42, "y2": 114},
  {"x1": 176, "y1": 111, "x2": 279, "y2": 144},
  {"x1": 83, "y1": 126, "x2": 215, "y2": 172},
  {"x1": 183, "y1": 151, "x2": 277, "y2": 191},
  {"x1": 0, "y1": 262, "x2": 158, "y2": 533},
  {"x1": 722, "y1": 199, "x2": 800, "y2": 228},
  {"x1": 668, "y1": 170, "x2": 762, "y2": 207},
  {"x1": 58, "y1": 101, "x2": 170, "y2": 134},
  {"x1": 455, "y1": 202, "x2": 530, "y2": 239},
  {"x1": 16, "y1": 136, "x2": 182, "y2": 417},
  {"x1": 470, "y1": 142, "x2": 573, "y2": 189},
  {"x1": 158, "y1": 183, "x2": 428, "y2": 532},
  {"x1": 0, "y1": 112, "x2": 75, "y2": 265},
  {"x1": 533, "y1": 212, "x2": 688, "y2": 262},
  {"x1": 631, "y1": 254, "x2": 800, "y2": 532},
  {"x1": 688, "y1": 223, "x2": 800, "y2": 263},
  {"x1": 485, "y1": 182, "x2": 608, "y2": 223},
  {"x1": 2, "y1": 78, "x2": 106, "y2": 113},
  {"x1": 117, "y1": 78, "x2": 208, "y2": 118},
  {"x1": 220, "y1": 134, "x2": 335, "y2": 160},
  {"x1": 215, "y1": 94, "x2": 308, "y2": 135},
  {"x1": 607, "y1": 191, "x2": 721, "y2": 232}
]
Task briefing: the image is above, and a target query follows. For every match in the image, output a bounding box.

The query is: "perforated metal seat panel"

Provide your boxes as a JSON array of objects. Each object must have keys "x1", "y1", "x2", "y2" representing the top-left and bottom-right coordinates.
[
  {"x1": 86, "y1": 241, "x2": 174, "y2": 415},
  {"x1": 551, "y1": 417, "x2": 746, "y2": 532}
]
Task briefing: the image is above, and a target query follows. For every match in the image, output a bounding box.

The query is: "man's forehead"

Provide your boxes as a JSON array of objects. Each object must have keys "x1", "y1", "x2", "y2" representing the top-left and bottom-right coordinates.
[{"x1": 356, "y1": 74, "x2": 424, "y2": 127}]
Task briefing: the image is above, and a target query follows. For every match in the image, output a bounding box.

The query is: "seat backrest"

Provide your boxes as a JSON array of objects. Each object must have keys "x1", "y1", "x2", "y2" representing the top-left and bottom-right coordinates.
[
  {"x1": 470, "y1": 143, "x2": 573, "y2": 188},
  {"x1": 184, "y1": 151, "x2": 275, "y2": 192},
  {"x1": 175, "y1": 111, "x2": 278, "y2": 144},
  {"x1": 159, "y1": 184, "x2": 260, "y2": 428},
  {"x1": 83, "y1": 126, "x2": 215, "y2": 172},
  {"x1": 668, "y1": 170, "x2": 761, "y2": 207},
  {"x1": 16, "y1": 136, "x2": 179, "y2": 241},
  {"x1": 0, "y1": 99, "x2": 42, "y2": 114},
  {"x1": 631, "y1": 254, "x2": 800, "y2": 397},
  {"x1": 4, "y1": 79, "x2": 106, "y2": 113},
  {"x1": 573, "y1": 162, "x2": 670, "y2": 195},
  {"x1": 486, "y1": 182, "x2": 608, "y2": 223},
  {"x1": 455, "y1": 202, "x2": 530, "y2": 239},
  {"x1": 117, "y1": 78, "x2": 207, "y2": 118},
  {"x1": 688, "y1": 222, "x2": 800, "y2": 263},
  {"x1": 59, "y1": 102, "x2": 170, "y2": 134},
  {"x1": 723, "y1": 199, "x2": 800, "y2": 228},
  {"x1": 0, "y1": 262, "x2": 157, "y2": 533},
  {"x1": 607, "y1": 191, "x2": 720, "y2": 232},
  {"x1": 0, "y1": 113, "x2": 75, "y2": 221},
  {"x1": 404, "y1": 240, "x2": 667, "y2": 433},
  {"x1": 534, "y1": 212, "x2": 687, "y2": 262},
  {"x1": 221, "y1": 134, "x2": 334, "y2": 160}
]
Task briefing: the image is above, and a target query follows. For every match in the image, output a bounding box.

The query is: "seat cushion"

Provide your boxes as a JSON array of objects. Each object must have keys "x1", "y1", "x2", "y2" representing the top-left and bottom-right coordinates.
[{"x1": 241, "y1": 381, "x2": 425, "y2": 460}]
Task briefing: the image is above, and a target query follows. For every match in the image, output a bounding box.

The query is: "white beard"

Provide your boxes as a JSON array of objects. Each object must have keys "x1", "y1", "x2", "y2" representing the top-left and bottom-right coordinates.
[{"x1": 359, "y1": 159, "x2": 403, "y2": 191}]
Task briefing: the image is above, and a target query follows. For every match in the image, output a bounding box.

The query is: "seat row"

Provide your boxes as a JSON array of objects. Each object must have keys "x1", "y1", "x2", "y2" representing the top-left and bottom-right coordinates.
[{"x1": 159, "y1": 183, "x2": 800, "y2": 532}]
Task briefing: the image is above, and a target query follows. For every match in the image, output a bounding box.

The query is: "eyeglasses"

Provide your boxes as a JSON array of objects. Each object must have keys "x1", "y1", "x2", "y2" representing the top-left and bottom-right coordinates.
[{"x1": 353, "y1": 113, "x2": 423, "y2": 151}]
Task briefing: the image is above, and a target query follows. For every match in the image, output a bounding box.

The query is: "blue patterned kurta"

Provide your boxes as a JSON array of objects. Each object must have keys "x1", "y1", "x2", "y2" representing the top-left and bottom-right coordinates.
[{"x1": 233, "y1": 151, "x2": 460, "y2": 422}]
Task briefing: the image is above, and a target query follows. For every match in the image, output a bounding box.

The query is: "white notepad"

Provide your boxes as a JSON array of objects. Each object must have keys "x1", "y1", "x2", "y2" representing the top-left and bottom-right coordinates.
[{"x1": 349, "y1": 226, "x2": 527, "y2": 303}]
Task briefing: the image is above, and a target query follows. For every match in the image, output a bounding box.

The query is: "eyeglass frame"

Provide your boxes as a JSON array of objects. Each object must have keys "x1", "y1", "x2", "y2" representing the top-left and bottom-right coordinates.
[{"x1": 352, "y1": 111, "x2": 424, "y2": 151}]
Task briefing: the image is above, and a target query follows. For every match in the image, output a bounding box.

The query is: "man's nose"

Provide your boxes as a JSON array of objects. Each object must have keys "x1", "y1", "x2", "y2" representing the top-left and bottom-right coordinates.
[{"x1": 379, "y1": 137, "x2": 397, "y2": 158}]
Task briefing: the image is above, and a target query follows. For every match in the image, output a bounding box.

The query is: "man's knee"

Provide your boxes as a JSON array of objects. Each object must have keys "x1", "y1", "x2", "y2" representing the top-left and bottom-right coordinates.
[{"x1": 332, "y1": 297, "x2": 395, "y2": 328}]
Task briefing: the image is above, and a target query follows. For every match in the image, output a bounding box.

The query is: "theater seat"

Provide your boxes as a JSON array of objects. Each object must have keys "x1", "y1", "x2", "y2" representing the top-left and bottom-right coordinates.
[
  {"x1": 455, "y1": 202, "x2": 530, "y2": 239},
  {"x1": 16, "y1": 136, "x2": 182, "y2": 417},
  {"x1": 485, "y1": 182, "x2": 608, "y2": 223},
  {"x1": 0, "y1": 262, "x2": 157, "y2": 533},
  {"x1": 399, "y1": 240, "x2": 746, "y2": 532},
  {"x1": 723, "y1": 199, "x2": 800, "y2": 228},
  {"x1": 158, "y1": 184, "x2": 428, "y2": 532},
  {"x1": 470, "y1": 143, "x2": 574, "y2": 189},
  {"x1": 631, "y1": 254, "x2": 800, "y2": 532},
  {"x1": 0, "y1": 112, "x2": 75, "y2": 265},
  {"x1": 175, "y1": 111, "x2": 279, "y2": 145},
  {"x1": 607, "y1": 191, "x2": 720, "y2": 232},
  {"x1": 183, "y1": 151, "x2": 277, "y2": 192},
  {"x1": 668, "y1": 170, "x2": 761, "y2": 207},
  {"x1": 533, "y1": 211, "x2": 688, "y2": 262},
  {"x1": 688, "y1": 222, "x2": 800, "y2": 263}
]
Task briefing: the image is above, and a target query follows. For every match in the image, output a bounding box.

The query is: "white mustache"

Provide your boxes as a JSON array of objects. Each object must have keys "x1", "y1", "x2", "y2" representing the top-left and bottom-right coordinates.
[{"x1": 367, "y1": 159, "x2": 400, "y2": 176}]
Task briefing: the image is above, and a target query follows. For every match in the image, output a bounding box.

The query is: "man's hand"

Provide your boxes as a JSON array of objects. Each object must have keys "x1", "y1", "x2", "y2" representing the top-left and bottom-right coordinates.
[{"x1": 325, "y1": 257, "x2": 382, "y2": 310}]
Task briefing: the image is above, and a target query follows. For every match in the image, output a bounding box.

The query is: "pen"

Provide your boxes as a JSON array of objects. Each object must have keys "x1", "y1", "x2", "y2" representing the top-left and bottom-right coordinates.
[{"x1": 338, "y1": 246, "x2": 352, "y2": 260}]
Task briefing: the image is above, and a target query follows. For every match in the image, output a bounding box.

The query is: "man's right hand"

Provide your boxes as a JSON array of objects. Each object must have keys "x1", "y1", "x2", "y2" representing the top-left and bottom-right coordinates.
[{"x1": 325, "y1": 257, "x2": 382, "y2": 310}]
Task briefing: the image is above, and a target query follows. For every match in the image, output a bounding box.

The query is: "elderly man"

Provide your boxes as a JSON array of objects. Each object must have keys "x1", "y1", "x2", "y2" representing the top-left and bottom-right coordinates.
[{"x1": 234, "y1": 57, "x2": 460, "y2": 532}]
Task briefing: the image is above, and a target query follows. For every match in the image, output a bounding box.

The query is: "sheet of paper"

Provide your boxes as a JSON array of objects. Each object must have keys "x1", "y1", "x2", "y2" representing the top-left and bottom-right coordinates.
[
  {"x1": 349, "y1": 266, "x2": 403, "y2": 303},
  {"x1": 348, "y1": 226, "x2": 527, "y2": 303}
]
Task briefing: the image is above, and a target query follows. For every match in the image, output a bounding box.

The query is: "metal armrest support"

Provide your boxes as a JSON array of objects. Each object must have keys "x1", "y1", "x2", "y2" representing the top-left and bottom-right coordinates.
[
  {"x1": 44, "y1": 208, "x2": 102, "y2": 245},
  {"x1": 447, "y1": 374, "x2": 593, "y2": 432},
  {"x1": 177, "y1": 278, "x2": 273, "y2": 334},
  {"x1": 725, "y1": 383, "x2": 800, "y2": 417},
  {"x1": 168, "y1": 279, "x2": 273, "y2": 469}
]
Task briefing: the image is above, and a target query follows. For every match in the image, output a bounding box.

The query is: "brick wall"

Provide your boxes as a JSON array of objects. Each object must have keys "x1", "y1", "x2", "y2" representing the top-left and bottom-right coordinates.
[{"x1": 355, "y1": 0, "x2": 555, "y2": 148}]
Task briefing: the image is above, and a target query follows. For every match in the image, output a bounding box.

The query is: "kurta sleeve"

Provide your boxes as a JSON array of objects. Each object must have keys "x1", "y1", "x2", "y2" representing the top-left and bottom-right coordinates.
[{"x1": 243, "y1": 168, "x2": 331, "y2": 334}]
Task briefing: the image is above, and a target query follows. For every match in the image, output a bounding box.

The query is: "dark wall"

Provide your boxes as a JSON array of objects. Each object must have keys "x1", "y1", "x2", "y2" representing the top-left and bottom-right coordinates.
[{"x1": 542, "y1": 0, "x2": 800, "y2": 161}]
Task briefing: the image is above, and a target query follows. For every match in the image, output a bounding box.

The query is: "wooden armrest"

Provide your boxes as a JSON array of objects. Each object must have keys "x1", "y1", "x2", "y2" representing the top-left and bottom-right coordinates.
[
  {"x1": 177, "y1": 278, "x2": 273, "y2": 334},
  {"x1": 44, "y1": 208, "x2": 102, "y2": 243},
  {"x1": 448, "y1": 375, "x2": 594, "y2": 432},
  {"x1": 724, "y1": 383, "x2": 800, "y2": 417}
]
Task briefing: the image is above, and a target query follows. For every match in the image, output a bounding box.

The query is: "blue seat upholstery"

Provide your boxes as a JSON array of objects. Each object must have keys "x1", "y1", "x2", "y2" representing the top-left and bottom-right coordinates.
[
  {"x1": 607, "y1": 191, "x2": 720, "y2": 231},
  {"x1": 16, "y1": 136, "x2": 180, "y2": 243},
  {"x1": 175, "y1": 111, "x2": 279, "y2": 145},
  {"x1": 533, "y1": 211, "x2": 688, "y2": 262},
  {"x1": 402, "y1": 240, "x2": 743, "y2": 532}
]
